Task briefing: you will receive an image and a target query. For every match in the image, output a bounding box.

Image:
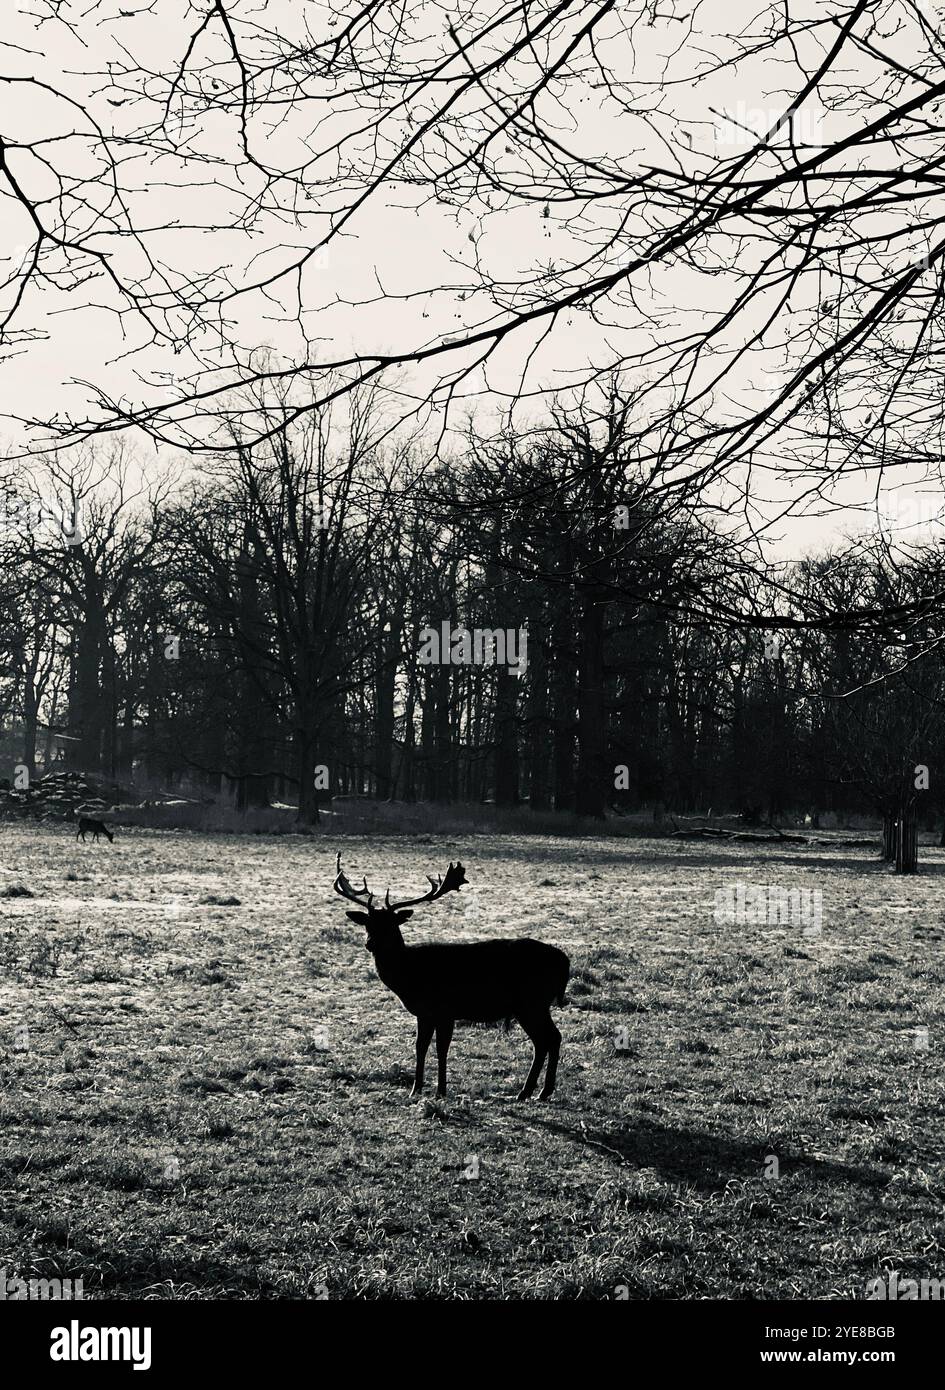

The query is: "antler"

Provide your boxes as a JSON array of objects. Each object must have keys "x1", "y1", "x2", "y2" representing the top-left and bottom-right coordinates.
[
  {"x1": 388, "y1": 862, "x2": 468, "y2": 912},
  {"x1": 333, "y1": 853, "x2": 376, "y2": 907}
]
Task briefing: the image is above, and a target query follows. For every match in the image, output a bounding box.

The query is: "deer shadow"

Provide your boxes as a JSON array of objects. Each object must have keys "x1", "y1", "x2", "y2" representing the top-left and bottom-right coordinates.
[{"x1": 518, "y1": 1111, "x2": 888, "y2": 1194}]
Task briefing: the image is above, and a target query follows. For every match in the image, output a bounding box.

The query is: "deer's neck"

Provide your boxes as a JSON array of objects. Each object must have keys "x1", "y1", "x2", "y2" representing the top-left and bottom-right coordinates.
[{"x1": 372, "y1": 936, "x2": 411, "y2": 995}]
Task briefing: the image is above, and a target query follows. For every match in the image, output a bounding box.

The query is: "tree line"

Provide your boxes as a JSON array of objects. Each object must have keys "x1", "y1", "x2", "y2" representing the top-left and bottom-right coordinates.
[{"x1": 2, "y1": 387, "x2": 944, "y2": 835}]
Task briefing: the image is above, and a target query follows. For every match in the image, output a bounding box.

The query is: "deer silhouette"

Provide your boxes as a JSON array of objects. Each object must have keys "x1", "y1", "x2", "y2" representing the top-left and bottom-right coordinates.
[
  {"x1": 76, "y1": 817, "x2": 114, "y2": 843},
  {"x1": 333, "y1": 854, "x2": 570, "y2": 1100}
]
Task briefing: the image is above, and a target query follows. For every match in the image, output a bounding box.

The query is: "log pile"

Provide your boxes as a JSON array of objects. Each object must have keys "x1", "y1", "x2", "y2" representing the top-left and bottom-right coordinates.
[
  {"x1": 0, "y1": 770, "x2": 124, "y2": 822},
  {"x1": 667, "y1": 821, "x2": 877, "y2": 848}
]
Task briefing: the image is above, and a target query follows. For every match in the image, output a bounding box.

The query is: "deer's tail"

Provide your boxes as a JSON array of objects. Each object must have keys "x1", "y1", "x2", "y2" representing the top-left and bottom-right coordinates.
[{"x1": 554, "y1": 955, "x2": 570, "y2": 1007}]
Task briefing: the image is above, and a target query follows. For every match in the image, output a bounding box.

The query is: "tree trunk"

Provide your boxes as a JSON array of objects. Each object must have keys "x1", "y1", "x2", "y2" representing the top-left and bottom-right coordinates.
[
  {"x1": 295, "y1": 717, "x2": 320, "y2": 825},
  {"x1": 420, "y1": 672, "x2": 437, "y2": 800},
  {"x1": 21, "y1": 641, "x2": 40, "y2": 777},
  {"x1": 433, "y1": 662, "x2": 452, "y2": 801},
  {"x1": 895, "y1": 802, "x2": 918, "y2": 874},
  {"x1": 527, "y1": 632, "x2": 551, "y2": 810},
  {"x1": 374, "y1": 611, "x2": 400, "y2": 800},
  {"x1": 493, "y1": 663, "x2": 520, "y2": 806},
  {"x1": 235, "y1": 533, "x2": 271, "y2": 809},
  {"x1": 401, "y1": 662, "x2": 418, "y2": 802},
  {"x1": 551, "y1": 597, "x2": 576, "y2": 812},
  {"x1": 70, "y1": 610, "x2": 106, "y2": 774},
  {"x1": 575, "y1": 592, "x2": 606, "y2": 819}
]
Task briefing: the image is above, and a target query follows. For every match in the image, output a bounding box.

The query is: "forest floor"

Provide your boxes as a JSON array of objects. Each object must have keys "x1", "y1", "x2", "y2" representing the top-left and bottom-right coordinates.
[{"x1": 1, "y1": 824, "x2": 944, "y2": 1299}]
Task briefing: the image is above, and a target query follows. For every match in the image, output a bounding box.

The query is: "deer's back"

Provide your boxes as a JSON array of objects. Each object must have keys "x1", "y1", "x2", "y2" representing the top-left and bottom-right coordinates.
[{"x1": 380, "y1": 938, "x2": 569, "y2": 1021}]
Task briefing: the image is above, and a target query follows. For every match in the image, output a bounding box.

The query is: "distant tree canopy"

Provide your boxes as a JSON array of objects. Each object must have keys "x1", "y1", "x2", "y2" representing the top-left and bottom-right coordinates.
[{"x1": 3, "y1": 393, "x2": 945, "y2": 831}]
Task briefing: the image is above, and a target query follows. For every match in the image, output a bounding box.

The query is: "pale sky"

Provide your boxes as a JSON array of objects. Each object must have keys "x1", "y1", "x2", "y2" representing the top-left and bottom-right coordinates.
[{"x1": 2, "y1": 0, "x2": 943, "y2": 560}]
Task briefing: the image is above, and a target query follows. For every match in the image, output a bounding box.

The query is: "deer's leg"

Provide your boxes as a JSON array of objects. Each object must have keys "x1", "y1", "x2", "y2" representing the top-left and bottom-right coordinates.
[
  {"x1": 435, "y1": 1019, "x2": 454, "y2": 1098},
  {"x1": 411, "y1": 1017, "x2": 434, "y2": 1098},
  {"x1": 515, "y1": 1012, "x2": 549, "y2": 1100},
  {"x1": 538, "y1": 1020, "x2": 561, "y2": 1101}
]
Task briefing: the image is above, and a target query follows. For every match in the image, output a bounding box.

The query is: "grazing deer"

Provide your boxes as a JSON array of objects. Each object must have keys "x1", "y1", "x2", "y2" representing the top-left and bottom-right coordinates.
[
  {"x1": 76, "y1": 817, "x2": 114, "y2": 844},
  {"x1": 333, "y1": 854, "x2": 569, "y2": 1100}
]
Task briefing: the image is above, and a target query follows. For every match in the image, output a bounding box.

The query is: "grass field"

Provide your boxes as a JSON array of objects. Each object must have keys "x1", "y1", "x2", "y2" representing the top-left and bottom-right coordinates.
[{"x1": 1, "y1": 823, "x2": 944, "y2": 1300}]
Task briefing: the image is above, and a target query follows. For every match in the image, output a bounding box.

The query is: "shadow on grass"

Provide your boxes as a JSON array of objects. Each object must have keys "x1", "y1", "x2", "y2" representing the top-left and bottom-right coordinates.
[
  {"x1": 460, "y1": 838, "x2": 920, "y2": 876},
  {"x1": 45, "y1": 1233, "x2": 287, "y2": 1300},
  {"x1": 522, "y1": 1111, "x2": 889, "y2": 1193}
]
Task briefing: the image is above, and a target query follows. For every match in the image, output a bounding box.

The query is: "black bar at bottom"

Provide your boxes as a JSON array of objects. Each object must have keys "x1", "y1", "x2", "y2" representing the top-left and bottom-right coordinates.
[{"x1": 3, "y1": 1297, "x2": 938, "y2": 1377}]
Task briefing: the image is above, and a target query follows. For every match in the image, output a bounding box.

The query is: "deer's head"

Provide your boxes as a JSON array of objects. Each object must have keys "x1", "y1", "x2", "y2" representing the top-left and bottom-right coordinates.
[{"x1": 333, "y1": 854, "x2": 467, "y2": 953}]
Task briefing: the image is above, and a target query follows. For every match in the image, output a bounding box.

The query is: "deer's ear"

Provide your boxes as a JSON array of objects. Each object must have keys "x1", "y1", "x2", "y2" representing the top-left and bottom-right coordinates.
[
  {"x1": 393, "y1": 910, "x2": 414, "y2": 925},
  {"x1": 345, "y1": 911, "x2": 372, "y2": 927}
]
